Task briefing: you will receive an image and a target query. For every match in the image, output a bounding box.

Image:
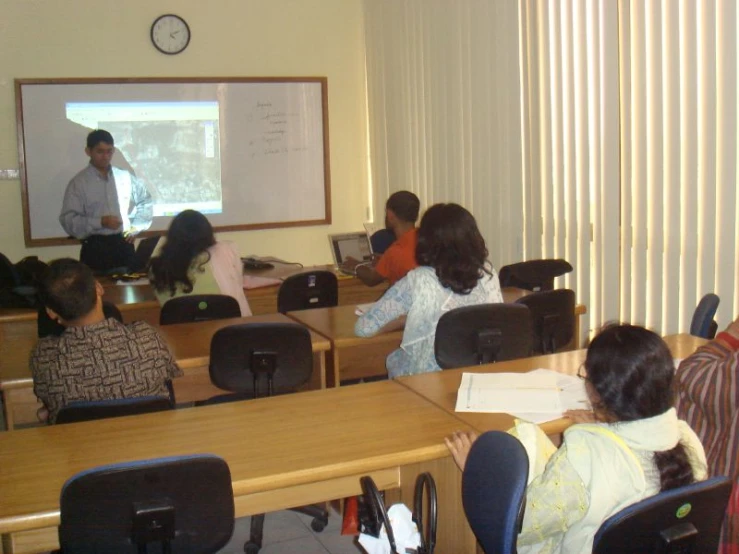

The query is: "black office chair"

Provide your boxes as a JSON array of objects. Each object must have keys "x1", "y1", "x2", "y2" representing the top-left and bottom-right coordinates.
[
  {"x1": 58, "y1": 454, "x2": 234, "y2": 553},
  {"x1": 689, "y1": 293, "x2": 720, "y2": 339},
  {"x1": 55, "y1": 396, "x2": 174, "y2": 425},
  {"x1": 370, "y1": 228, "x2": 396, "y2": 254},
  {"x1": 498, "y1": 258, "x2": 573, "y2": 291},
  {"x1": 462, "y1": 431, "x2": 529, "y2": 554},
  {"x1": 592, "y1": 475, "x2": 733, "y2": 554},
  {"x1": 160, "y1": 294, "x2": 241, "y2": 325},
  {"x1": 203, "y1": 322, "x2": 329, "y2": 554},
  {"x1": 434, "y1": 304, "x2": 532, "y2": 369},
  {"x1": 276, "y1": 270, "x2": 338, "y2": 313},
  {"x1": 515, "y1": 289, "x2": 576, "y2": 354},
  {"x1": 38, "y1": 300, "x2": 124, "y2": 338}
]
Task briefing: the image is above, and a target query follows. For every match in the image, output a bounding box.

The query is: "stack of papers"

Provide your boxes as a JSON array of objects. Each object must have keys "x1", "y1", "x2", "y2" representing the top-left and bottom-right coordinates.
[{"x1": 455, "y1": 369, "x2": 590, "y2": 424}]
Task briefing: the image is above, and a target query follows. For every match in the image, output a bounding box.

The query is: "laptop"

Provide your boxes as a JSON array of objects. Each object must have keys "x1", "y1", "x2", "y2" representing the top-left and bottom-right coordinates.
[
  {"x1": 129, "y1": 236, "x2": 161, "y2": 272},
  {"x1": 328, "y1": 232, "x2": 373, "y2": 274}
]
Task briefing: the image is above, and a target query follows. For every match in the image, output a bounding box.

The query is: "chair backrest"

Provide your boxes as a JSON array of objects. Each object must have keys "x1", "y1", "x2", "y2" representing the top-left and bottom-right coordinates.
[
  {"x1": 208, "y1": 322, "x2": 313, "y2": 398},
  {"x1": 689, "y1": 293, "x2": 720, "y2": 339},
  {"x1": 462, "y1": 431, "x2": 529, "y2": 554},
  {"x1": 434, "y1": 304, "x2": 532, "y2": 369},
  {"x1": 515, "y1": 289, "x2": 576, "y2": 354},
  {"x1": 592, "y1": 475, "x2": 733, "y2": 554},
  {"x1": 160, "y1": 294, "x2": 241, "y2": 325},
  {"x1": 59, "y1": 454, "x2": 235, "y2": 553},
  {"x1": 38, "y1": 300, "x2": 124, "y2": 338},
  {"x1": 277, "y1": 270, "x2": 338, "y2": 313},
  {"x1": 498, "y1": 258, "x2": 573, "y2": 291},
  {"x1": 370, "y1": 228, "x2": 396, "y2": 255},
  {"x1": 55, "y1": 396, "x2": 173, "y2": 424}
]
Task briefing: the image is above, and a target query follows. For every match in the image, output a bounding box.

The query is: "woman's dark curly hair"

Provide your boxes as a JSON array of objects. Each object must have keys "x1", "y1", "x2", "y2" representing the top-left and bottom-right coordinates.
[
  {"x1": 415, "y1": 203, "x2": 490, "y2": 294},
  {"x1": 584, "y1": 323, "x2": 695, "y2": 491},
  {"x1": 149, "y1": 210, "x2": 216, "y2": 297}
]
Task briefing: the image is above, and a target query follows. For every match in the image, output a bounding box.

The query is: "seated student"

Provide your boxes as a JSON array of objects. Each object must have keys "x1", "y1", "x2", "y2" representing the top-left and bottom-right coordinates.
[
  {"x1": 355, "y1": 203, "x2": 503, "y2": 377},
  {"x1": 30, "y1": 259, "x2": 182, "y2": 424},
  {"x1": 149, "y1": 209, "x2": 251, "y2": 316},
  {"x1": 341, "y1": 191, "x2": 420, "y2": 286},
  {"x1": 675, "y1": 318, "x2": 739, "y2": 553},
  {"x1": 446, "y1": 324, "x2": 708, "y2": 554}
]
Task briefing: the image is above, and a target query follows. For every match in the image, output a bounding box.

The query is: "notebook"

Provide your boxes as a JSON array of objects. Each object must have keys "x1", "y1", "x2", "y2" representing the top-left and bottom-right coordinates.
[{"x1": 328, "y1": 231, "x2": 373, "y2": 274}]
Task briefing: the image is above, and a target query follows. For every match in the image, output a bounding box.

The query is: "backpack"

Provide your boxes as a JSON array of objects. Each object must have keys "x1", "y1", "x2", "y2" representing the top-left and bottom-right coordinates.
[{"x1": 0, "y1": 254, "x2": 48, "y2": 308}]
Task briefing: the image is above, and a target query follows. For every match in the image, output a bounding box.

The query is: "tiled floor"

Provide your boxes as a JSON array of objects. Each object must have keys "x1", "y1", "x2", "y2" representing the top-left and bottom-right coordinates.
[{"x1": 219, "y1": 507, "x2": 364, "y2": 554}]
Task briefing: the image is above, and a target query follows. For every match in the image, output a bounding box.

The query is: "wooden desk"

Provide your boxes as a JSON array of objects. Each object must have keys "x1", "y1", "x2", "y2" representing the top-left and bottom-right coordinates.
[
  {"x1": 0, "y1": 264, "x2": 386, "y2": 325},
  {"x1": 287, "y1": 288, "x2": 587, "y2": 386},
  {"x1": 0, "y1": 314, "x2": 331, "y2": 430},
  {"x1": 244, "y1": 263, "x2": 388, "y2": 314},
  {"x1": 395, "y1": 333, "x2": 709, "y2": 436},
  {"x1": 0, "y1": 381, "x2": 479, "y2": 554},
  {"x1": 0, "y1": 284, "x2": 160, "y2": 325}
]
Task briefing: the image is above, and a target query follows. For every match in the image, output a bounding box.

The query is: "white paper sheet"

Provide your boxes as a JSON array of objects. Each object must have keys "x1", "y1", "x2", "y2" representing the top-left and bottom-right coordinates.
[
  {"x1": 455, "y1": 369, "x2": 590, "y2": 423},
  {"x1": 455, "y1": 372, "x2": 562, "y2": 413}
]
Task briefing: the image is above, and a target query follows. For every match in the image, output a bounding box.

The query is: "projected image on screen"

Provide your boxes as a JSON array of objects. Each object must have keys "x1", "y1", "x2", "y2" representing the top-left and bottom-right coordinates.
[{"x1": 66, "y1": 102, "x2": 222, "y2": 216}]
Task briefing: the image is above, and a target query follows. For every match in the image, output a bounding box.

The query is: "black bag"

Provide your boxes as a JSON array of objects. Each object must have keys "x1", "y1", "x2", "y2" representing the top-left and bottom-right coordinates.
[
  {"x1": 0, "y1": 254, "x2": 47, "y2": 308},
  {"x1": 359, "y1": 473, "x2": 437, "y2": 554}
]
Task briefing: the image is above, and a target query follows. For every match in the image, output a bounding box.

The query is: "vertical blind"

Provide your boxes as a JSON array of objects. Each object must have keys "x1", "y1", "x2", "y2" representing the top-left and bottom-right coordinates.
[
  {"x1": 521, "y1": 0, "x2": 738, "y2": 335},
  {"x1": 362, "y1": 0, "x2": 525, "y2": 268},
  {"x1": 364, "y1": 0, "x2": 739, "y2": 337}
]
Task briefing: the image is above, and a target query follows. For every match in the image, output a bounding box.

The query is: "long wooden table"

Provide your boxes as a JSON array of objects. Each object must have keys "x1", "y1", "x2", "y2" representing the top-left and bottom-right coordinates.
[
  {"x1": 0, "y1": 314, "x2": 330, "y2": 430},
  {"x1": 287, "y1": 289, "x2": 587, "y2": 386},
  {"x1": 0, "y1": 381, "x2": 479, "y2": 554},
  {"x1": 0, "y1": 264, "x2": 387, "y2": 325},
  {"x1": 395, "y1": 333, "x2": 708, "y2": 437}
]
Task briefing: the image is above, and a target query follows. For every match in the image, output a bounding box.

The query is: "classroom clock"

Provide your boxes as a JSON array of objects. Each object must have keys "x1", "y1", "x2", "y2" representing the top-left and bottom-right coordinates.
[{"x1": 150, "y1": 14, "x2": 191, "y2": 55}]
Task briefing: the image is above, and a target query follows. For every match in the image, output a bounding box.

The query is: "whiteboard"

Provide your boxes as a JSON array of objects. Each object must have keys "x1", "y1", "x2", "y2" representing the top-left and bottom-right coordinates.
[{"x1": 16, "y1": 77, "x2": 332, "y2": 246}]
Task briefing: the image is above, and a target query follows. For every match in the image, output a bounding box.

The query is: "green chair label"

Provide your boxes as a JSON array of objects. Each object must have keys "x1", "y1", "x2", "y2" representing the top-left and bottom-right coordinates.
[{"x1": 676, "y1": 503, "x2": 692, "y2": 518}]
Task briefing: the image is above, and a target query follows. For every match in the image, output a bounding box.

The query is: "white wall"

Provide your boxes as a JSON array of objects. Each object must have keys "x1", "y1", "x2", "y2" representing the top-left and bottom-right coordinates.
[{"x1": 0, "y1": 0, "x2": 368, "y2": 265}]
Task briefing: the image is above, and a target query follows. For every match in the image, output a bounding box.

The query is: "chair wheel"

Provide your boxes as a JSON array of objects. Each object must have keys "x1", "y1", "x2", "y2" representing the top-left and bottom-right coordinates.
[
  {"x1": 311, "y1": 517, "x2": 327, "y2": 532},
  {"x1": 244, "y1": 541, "x2": 260, "y2": 554}
]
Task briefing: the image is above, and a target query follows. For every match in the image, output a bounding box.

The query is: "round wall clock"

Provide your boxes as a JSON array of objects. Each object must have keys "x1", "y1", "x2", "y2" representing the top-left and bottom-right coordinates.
[{"x1": 150, "y1": 14, "x2": 191, "y2": 55}]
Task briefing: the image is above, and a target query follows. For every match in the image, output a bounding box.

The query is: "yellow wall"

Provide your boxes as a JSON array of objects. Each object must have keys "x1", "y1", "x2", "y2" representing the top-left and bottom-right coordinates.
[{"x1": 0, "y1": 0, "x2": 368, "y2": 265}]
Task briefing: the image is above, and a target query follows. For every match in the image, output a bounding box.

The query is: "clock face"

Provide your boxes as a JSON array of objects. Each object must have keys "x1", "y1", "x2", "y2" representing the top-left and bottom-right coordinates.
[{"x1": 151, "y1": 14, "x2": 190, "y2": 55}]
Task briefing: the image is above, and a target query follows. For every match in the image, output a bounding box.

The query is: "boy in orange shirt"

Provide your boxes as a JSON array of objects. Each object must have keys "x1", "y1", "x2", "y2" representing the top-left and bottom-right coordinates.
[{"x1": 341, "y1": 191, "x2": 420, "y2": 286}]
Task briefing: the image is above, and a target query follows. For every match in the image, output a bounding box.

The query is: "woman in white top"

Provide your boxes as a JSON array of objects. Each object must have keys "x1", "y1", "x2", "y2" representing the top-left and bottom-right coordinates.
[
  {"x1": 355, "y1": 203, "x2": 503, "y2": 377},
  {"x1": 149, "y1": 210, "x2": 251, "y2": 316},
  {"x1": 446, "y1": 324, "x2": 707, "y2": 554}
]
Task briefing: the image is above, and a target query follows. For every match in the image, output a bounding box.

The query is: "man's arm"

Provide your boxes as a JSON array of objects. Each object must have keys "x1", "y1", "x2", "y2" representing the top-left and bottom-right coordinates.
[
  {"x1": 340, "y1": 256, "x2": 386, "y2": 287},
  {"x1": 59, "y1": 181, "x2": 100, "y2": 238}
]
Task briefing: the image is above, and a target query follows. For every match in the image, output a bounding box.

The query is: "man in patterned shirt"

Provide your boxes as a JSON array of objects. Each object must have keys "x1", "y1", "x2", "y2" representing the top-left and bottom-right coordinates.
[{"x1": 30, "y1": 258, "x2": 182, "y2": 423}]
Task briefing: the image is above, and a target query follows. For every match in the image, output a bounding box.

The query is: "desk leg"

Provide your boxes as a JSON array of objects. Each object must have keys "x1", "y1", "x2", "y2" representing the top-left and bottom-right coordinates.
[
  {"x1": 1, "y1": 391, "x2": 14, "y2": 431},
  {"x1": 326, "y1": 348, "x2": 341, "y2": 388},
  {"x1": 306, "y1": 352, "x2": 327, "y2": 390}
]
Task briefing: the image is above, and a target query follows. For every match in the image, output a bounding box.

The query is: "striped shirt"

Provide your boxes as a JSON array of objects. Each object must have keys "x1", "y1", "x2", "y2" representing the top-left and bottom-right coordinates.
[{"x1": 675, "y1": 333, "x2": 739, "y2": 552}]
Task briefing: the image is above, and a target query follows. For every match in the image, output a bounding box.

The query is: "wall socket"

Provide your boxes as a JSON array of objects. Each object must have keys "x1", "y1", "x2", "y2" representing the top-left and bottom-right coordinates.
[{"x1": 0, "y1": 169, "x2": 20, "y2": 180}]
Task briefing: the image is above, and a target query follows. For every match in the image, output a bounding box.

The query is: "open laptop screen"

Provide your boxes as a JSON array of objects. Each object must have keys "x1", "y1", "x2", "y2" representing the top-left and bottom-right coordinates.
[{"x1": 328, "y1": 232, "x2": 373, "y2": 266}]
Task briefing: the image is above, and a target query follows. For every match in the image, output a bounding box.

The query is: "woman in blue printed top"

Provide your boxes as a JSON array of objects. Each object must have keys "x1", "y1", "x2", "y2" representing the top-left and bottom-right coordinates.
[{"x1": 355, "y1": 203, "x2": 503, "y2": 377}]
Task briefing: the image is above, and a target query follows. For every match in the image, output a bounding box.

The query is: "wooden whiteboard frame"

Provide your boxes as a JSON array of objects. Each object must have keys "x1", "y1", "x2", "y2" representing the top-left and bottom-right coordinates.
[{"x1": 15, "y1": 77, "x2": 332, "y2": 247}]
